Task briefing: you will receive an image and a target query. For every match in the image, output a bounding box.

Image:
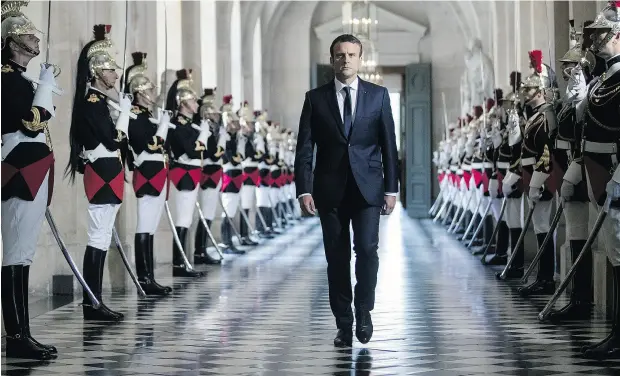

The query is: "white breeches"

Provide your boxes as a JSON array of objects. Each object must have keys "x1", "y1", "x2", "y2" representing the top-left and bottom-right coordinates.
[
  {"x1": 240, "y1": 185, "x2": 256, "y2": 210},
  {"x1": 1, "y1": 172, "x2": 49, "y2": 266},
  {"x1": 136, "y1": 186, "x2": 167, "y2": 235},
  {"x1": 198, "y1": 180, "x2": 222, "y2": 221},
  {"x1": 564, "y1": 201, "x2": 589, "y2": 240},
  {"x1": 531, "y1": 199, "x2": 553, "y2": 234},
  {"x1": 491, "y1": 198, "x2": 503, "y2": 222},
  {"x1": 257, "y1": 186, "x2": 271, "y2": 207},
  {"x1": 600, "y1": 205, "x2": 620, "y2": 267},
  {"x1": 477, "y1": 195, "x2": 490, "y2": 217},
  {"x1": 506, "y1": 197, "x2": 524, "y2": 229},
  {"x1": 87, "y1": 203, "x2": 121, "y2": 250},
  {"x1": 269, "y1": 187, "x2": 280, "y2": 207},
  {"x1": 278, "y1": 186, "x2": 288, "y2": 203},
  {"x1": 221, "y1": 192, "x2": 240, "y2": 218},
  {"x1": 171, "y1": 185, "x2": 198, "y2": 228}
]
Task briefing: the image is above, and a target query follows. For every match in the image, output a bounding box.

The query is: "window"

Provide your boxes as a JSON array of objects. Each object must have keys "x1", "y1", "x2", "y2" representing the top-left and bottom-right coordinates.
[{"x1": 389, "y1": 92, "x2": 401, "y2": 152}]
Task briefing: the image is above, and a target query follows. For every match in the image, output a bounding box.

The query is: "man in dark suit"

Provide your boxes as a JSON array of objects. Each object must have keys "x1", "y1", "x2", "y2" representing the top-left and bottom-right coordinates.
[{"x1": 294, "y1": 34, "x2": 398, "y2": 347}]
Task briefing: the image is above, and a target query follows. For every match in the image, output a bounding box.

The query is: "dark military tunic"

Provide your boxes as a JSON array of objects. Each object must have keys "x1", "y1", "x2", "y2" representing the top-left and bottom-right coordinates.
[
  {"x1": 128, "y1": 104, "x2": 167, "y2": 198},
  {"x1": 1, "y1": 60, "x2": 54, "y2": 204},
  {"x1": 521, "y1": 102, "x2": 557, "y2": 199},
  {"x1": 200, "y1": 126, "x2": 225, "y2": 190},
  {"x1": 77, "y1": 88, "x2": 124, "y2": 205},
  {"x1": 221, "y1": 134, "x2": 244, "y2": 193},
  {"x1": 168, "y1": 113, "x2": 205, "y2": 191}
]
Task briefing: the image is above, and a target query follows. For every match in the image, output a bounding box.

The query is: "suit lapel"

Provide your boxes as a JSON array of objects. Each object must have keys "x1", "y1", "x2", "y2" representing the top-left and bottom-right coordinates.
[
  {"x1": 352, "y1": 79, "x2": 367, "y2": 130},
  {"x1": 325, "y1": 81, "x2": 346, "y2": 140}
]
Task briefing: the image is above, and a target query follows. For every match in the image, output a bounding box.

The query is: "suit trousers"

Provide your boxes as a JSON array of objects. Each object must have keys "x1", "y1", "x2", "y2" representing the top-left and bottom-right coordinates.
[{"x1": 318, "y1": 172, "x2": 381, "y2": 330}]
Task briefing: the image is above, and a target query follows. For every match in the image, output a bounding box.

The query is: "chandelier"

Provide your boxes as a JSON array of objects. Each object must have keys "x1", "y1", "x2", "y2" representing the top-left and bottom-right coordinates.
[{"x1": 341, "y1": 1, "x2": 383, "y2": 85}]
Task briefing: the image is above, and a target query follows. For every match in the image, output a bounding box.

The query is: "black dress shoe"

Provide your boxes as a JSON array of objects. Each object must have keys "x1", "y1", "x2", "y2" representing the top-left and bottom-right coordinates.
[
  {"x1": 518, "y1": 279, "x2": 555, "y2": 297},
  {"x1": 495, "y1": 268, "x2": 524, "y2": 280},
  {"x1": 582, "y1": 331, "x2": 620, "y2": 359},
  {"x1": 485, "y1": 254, "x2": 507, "y2": 266},
  {"x1": 240, "y1": 237, "x2": 259, "y2": 246},
  {"x1": 334, "y1": 329, "x2": 353, "y2": 347},
  {"x1": 221, "y1": 244, "x2": 246, "y2": 255},
  {"x1": 355, "y1": 311, "x2": 373, "y2": 344},
  {"x1": 547, "y1": 301, "x2": 592, "y2": 323},
  {"x1": 172, "y1": 266, "x2": 205, "y2": 278},
  {"x1": 83, "y1": 303, "x2": 124, "y2": 321}
]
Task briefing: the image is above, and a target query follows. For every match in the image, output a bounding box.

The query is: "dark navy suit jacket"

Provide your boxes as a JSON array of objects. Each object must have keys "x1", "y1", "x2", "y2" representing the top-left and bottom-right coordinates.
[{"x1": 294, "y1": 78, "x2": 398, "y2": 208}]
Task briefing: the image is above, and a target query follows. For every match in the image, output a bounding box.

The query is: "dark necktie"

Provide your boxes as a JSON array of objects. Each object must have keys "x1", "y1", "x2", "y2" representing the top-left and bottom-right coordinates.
[{"x1": 342, "y1": 86, "x2": 352, "y2": 138}]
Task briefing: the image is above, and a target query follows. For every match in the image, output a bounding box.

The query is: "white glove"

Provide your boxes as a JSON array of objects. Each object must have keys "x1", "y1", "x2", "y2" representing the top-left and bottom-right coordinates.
[
  {"x1": 115, "y1": 94, "x2": 133, "y2": 137},
  {"x1": 502, "y1": 183, "x2": 514, "y2": 197},
  {"x1": 32, "y1": 64, "x2": 59, "y2": 117},
  {"x1": 606, "y1": 179, "x2": 620, "y2": 202},
  {"x1": 561, "y1": 180, "x2": 575, "y2": 201},
  {"x1": 567, "y1": 65, "x2": 587, "y2": 104},
  {"x1": 528, "y1": 186, "x2": 542, "y2": 203},
  {"x1": 488, "y1": 178, "x2": 499, "y2": 198},
  {"x1": 154, "y1": 110, "x2": 171, "y2": 141},
  {"x1": 217, "y1": 127, "x2": 230, "y2": 149},
  {"x1": 196, "y1": 119, "x2": 212, "y2": 145}
]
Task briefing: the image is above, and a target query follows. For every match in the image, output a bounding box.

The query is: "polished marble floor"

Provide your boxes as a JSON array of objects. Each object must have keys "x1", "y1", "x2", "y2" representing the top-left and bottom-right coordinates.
[{"x1": 3, "y1": 205, "x2": 620, "y2": 375}]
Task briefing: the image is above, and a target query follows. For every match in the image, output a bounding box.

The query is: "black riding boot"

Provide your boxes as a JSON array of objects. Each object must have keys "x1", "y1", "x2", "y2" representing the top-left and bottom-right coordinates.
[
  {"x1": 472, "y1": 215, "x2": 494, "y2": 255},
  {"x1": 194, "y1": 220, "x2": 221, "y2": 264},
  {"x1": 172, "y1": 227, "x2": 205, "y2": 277},
  {"x1": 547, "y1": 239, "x2": 592, "y2": 321},
  {"x1": 221, "y1": 218, "x2": 245, "y2": 255},
  {"x1": 456, "y1": 211, "x2": 472, "y2": 240},
  {"x1": 582, "y1": 266, "x2": 620, "y2": 359},
  {"x1": 256, "y1": 207, "x2": 274, "y2": 238},
  {"x1": 135, "y1": 234, "x2": 170, "y2": 295},
  {"x1": 147, "y1": 235, "x2": 173, "y2": 292},
  {"x1": 82, "y1": 246, "x2": 124, "y2": 321},
  {"x1": 23, "y1": 266, "x2": 57, "y2": 354},
  {"x1": 486, "y1": 221, "x2": 509, "y2": 265},
  {"x1": 519, "y1": 232, "x2": 556, "y2": 297},
  {"x1": 239, "y1": 209, "x2": 258, "y2": 246},
  {"x1": 1, "y1": 265, "x2": 56, "y2": 360},
  {"x1": 497, "y1": 228, "x2": 524, "y2": 279}
]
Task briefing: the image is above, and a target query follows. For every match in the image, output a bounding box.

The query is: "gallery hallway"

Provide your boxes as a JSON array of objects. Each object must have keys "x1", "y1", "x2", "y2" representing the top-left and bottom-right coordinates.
[{"x1": 2, "y1": 206, "x2": 620, "y2": 375}]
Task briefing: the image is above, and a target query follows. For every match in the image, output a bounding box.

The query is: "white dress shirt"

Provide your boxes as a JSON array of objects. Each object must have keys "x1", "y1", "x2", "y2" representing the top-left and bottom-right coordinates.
[
  {"x1": 334, "y1": 76, "x2": 359, "y2": 123},
  {"x1": 297, "y1": 76, "x2": 397, "y2": 199}
]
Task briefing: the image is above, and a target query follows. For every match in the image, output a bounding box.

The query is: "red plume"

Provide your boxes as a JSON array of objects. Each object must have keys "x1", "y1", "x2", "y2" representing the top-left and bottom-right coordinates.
[
  {"x1": 529, "y1": 50, "x2": 543, "y2": 73},
  {"x1": 93, "y1": 24, "x2": 107, "y2": 41},
  {"x1": 485, "y1": 98, "x2": 495, "y2": 112},
  {"x1": 466, "y1": 114, "x2": 473, "y2": 123},
  {"x1": 473, "y1": 106, "x2": 484, "y2": 118},
  {"x1": 223, "y1": 95, "x2": 233, "y2": 104}
]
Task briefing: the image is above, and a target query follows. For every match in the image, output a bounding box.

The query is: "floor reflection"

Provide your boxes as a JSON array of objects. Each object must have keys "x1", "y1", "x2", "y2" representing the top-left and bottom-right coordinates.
[{"x1": 3, "y1": 206, "x2": 620, "y2": 375}]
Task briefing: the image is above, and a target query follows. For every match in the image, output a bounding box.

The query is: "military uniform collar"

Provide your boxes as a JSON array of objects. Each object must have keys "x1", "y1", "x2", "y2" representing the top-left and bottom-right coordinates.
[
  {"x1": 86, "y1": 87, "x2": 106, "y2": 103},
  {"x1": 605, "y1": 54, "x2": 620, "y2": 69},
  {"x1": 131, "y1": 103, "x2": 150, "y2": 115},
  {"x1": 176, "y1": 113, "x2": 192, "y2": 125},
  {"x1": 3, "y1": 59, "x2": 26, "y2": 73}
]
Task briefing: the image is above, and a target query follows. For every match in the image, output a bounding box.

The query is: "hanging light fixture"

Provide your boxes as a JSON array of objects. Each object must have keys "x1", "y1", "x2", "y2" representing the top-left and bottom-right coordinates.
[{"x1": 341, "y1": 0, "x2": 383, "y2": 85}]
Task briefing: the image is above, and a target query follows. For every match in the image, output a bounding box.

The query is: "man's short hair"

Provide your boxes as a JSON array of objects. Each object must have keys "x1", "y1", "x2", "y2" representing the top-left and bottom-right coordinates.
[{"x1": 329, "y1": 34, "x2": 363, "y2": 58}]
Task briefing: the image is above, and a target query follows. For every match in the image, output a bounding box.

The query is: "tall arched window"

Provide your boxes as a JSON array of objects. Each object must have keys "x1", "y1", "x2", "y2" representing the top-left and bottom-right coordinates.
[{"x1": 252, "y1": 19, "x2": 262, "y2": 110}]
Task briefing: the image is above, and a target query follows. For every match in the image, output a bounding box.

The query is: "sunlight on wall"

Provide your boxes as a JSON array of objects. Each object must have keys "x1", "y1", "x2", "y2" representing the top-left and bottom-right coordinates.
[{"x1": 253, "y1": 19, "x2": 262, "y2": 110}]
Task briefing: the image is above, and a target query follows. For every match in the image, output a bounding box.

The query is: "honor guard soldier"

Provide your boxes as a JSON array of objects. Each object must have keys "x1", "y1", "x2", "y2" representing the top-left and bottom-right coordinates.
[
  {"x1": 548, "y1": 23, "x2": 594, "y2": 321},
  {"x1": 219, "y1": 96, "x2": 246, "y2": 254},
  {"x1": 255, "y1": 114, "x2": 276, "y2": 236},
  {"x1": 498, "y1": 71, "x2": 527, "y2": 279},
  {"x1": 124, "y1": 52, "x2": 172, "y2": 295},
  {"x1": 165, "y1": 69, "x2": 208, "y2": 277},
  {"x1": 238, "y1": 107, "x2": 261, "y2": 245},
  {"x1": 1, "y1": 1, "x2": 60, "y2": 360},
  {"x1": 194, "y1": 88, "x2": 225, "y2": 265},
  {"x1": 67, "y1": 25, "x2": 133, "y2": 321},
  {"x1": 517, "y1": 66, "x2": 559, "y2": 297},
  {"x1": 571, "y1": 1, "x2": 620, "y2": 359}
]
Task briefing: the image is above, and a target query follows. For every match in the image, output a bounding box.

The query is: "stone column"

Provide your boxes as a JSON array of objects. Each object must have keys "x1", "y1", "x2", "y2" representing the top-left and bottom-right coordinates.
[
  {"x1": 217, "y1": 1, "x2": 232, "y2": 103},
  {"x1": 181, "y1": 1, "x2": 202, "y2": 88},
  {"x1": 201, "y1": 0, "x2": 218, "y2": 89},
  {"x1": 554, "y1": 1, "x2": 570, "y2": 96}
]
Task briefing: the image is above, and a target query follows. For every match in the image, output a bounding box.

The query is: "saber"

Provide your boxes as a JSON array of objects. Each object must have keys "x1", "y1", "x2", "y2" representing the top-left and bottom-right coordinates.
[
  {"x1": 195, "y1": 202, "x2": 224, "y2": 259},
  {"x1": 119, "y1": 0, "x2": 129, "y2": 94},
  {"x1": 498, "y1": 201, "x2": 536, "y2": 280},
  {"x1": 449, "y1": 192, "x2": 472, "y2": 233},
  {"x1": 429, "y1": 188, "x2": 444, "y2": 216},
  {"x1": 267, "y1": 190, "x2": 283, "y2": 228},
  {"x1": 467, "y1": 198, "x2": 493, "y2": 248},
  {"x1": 164, "y1": 201, "x2": 196, "y2": 271},
  {"x1": 461, "y1": 193, "x2": 483, "y2": 240},
  {"x1": 45, "y1": 209, "x2": 100, "y2": 308},
  {"x1": 441, "y1": 197, "x2": 455, "y2": 226},
  {"x1": 238, "y1": 205, "x2": 258, "y2": 236},
  {"x1": 538, "y1": 200, "x2": 609, "y2": 322},
  {"x1": 481, "y1": 198, "x2": 508, "y2": 264},
  {"x1": 447, "y1": 202, "x2": 464, "y2": 233},
  {"x1": 520, "y1": 200, "x2": 564, "y2": 284},
  {"x1": 219, "y1": 195, "x2": 245, "y2": 243},
  {"x1": 433, "y1": 189, "x2": 454, "y2": 222},
  {"x1": 112, "y1": 227, "x2": 146, "y2": 297}
]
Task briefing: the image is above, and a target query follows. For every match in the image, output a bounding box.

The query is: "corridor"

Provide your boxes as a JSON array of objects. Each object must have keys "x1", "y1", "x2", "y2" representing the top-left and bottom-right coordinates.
[{"x1": 2, "y1": 206, "x2": 620, "y2": 375}]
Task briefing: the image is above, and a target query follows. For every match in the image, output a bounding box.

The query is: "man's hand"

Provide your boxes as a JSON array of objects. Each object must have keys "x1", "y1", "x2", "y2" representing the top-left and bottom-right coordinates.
[
  {"x1": 382, "y1": 195, "x2": 396, "y2": 215},
  {"x1": 298, "y1": 195, "x2": 316, "y2": 216}
]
